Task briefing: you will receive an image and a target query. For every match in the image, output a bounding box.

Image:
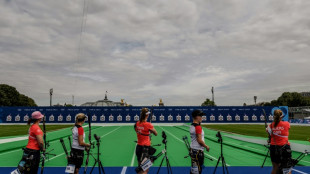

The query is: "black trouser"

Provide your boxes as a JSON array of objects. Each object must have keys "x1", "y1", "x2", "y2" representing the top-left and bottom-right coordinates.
[
  {"x1": 270, "y1": 145, "x2": 293, "y2": 170},
  {"x1": 136, "y1": 145, "x2": 150, "y2": 164},
  {"x1": 70, "y1": 148, "x2": 85, "y2": 169},
  {"x1": 135, "y1": 145, "x2": 157, "y2": 164},
  {"x1": 18, "y1": 148, "x2": 41, "y2": 174},
  {"x1": 190, "y1": 149, "x2": 204, "y2": 174}
]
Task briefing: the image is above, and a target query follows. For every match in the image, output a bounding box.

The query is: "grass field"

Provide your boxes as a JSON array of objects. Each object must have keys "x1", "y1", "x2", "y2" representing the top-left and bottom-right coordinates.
[
  {"x1": 0, "y1": 125, "x2": 73, "y2": 137},
  {"x1": 0, "y1": 124, "x2": 309, "y2": 173},
  {"x1": 203, "y1": 124, "x2": 310, "y2": 141}
]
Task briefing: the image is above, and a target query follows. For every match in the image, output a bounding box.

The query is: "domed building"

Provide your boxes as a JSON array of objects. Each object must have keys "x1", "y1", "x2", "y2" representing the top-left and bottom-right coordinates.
[{"x1": 80, "y1": 92, "x2": 123, "y2": 107}]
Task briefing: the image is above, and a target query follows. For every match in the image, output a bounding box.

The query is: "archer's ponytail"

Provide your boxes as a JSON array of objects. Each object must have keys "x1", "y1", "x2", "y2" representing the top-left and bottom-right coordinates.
[
  {"x1": 273, "y1": 109, "x2": 283, "y2": 128},
  {"x1": 27, "y1": 118, "x2": 38, "y2": 125},
  {"x1": 27, "y1": 118, "x2": 32, "y2": 125},
  {"x1": 139, "y1": 108, "x2": 149, "y2": 122}
]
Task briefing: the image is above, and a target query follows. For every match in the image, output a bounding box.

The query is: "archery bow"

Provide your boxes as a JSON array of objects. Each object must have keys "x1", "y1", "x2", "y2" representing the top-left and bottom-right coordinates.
[
  {"x1": 40, "y1": 115, "x2": 56, "y2": 174},
  {"x1": 150, "y1": 106, "x2": 153, "y2": 123},
  {"x1": 40, "y1": 116, "x2": 47, "y2": 174},
  {"x1": 83, "y1": 114, "x2": 92, "y2": 174},
  {"x1": 68, "y1": 136, "x2": 72, "y2": 151},
  {"x1": 149, "y1": 106, "x2": 154, "y2": 141},
  {"x1": 261, "y1": 109, "x2": 270, "y2": 168},
  {"x1": 263, "y1": 109, "x2": 271, "y2": 143},
  {"x1": 59, "y1": 138, "x2": 70, "y2": 163}
]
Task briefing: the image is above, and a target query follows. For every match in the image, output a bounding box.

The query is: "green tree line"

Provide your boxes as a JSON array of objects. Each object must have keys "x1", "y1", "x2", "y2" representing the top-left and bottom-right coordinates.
[
  {"x1": 202, "y1": 92, "x2": 310, "y2": 107},
  {"x1": 261, "y1": 92, "x2": 310, "y2": 107},
  {"x1": 201, "y1": 98, "x2": 216, "y2": 106},
  {"x1": 0, "y1": 84, "x2": 37, "y2": 106}
]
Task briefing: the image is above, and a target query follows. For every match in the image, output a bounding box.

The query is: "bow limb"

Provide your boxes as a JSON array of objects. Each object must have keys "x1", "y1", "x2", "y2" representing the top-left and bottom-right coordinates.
[{"x1": 263, "y1": 109, "x2": 271, "y2": 144}]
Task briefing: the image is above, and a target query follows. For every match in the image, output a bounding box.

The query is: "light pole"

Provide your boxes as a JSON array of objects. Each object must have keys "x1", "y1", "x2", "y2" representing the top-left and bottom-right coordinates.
[
  {"x1": 211, "y1": 86, "x2": 214, "y2": 103},
  {"x1": 72, "y1": 95, "x2": 74, "y2": 106},
  {"x1": 50, "y1": 88, "x2": 53, "y2": 106},
  {"x1": 254, "y1": 96, "x2": 257, "y2": 105}
]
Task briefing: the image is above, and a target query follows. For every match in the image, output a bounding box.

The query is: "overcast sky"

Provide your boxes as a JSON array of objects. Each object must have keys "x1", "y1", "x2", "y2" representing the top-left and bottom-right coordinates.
[{"x1": 1, "y1": 0, "x2": 310, "y2": 106}]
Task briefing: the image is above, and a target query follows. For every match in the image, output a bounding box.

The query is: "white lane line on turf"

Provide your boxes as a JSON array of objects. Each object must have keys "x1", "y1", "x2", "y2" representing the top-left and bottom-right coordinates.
[
  {"x1": 121, "y1": 166, "x2": 127, "y2": 174},
  {"x1": 131, "y1": 143, "x2": 137, "y2": 166},
  {"x1": 159, "y1": 126, "x2": 229, "y2": 166},
  {"x1": 202, "y1": 127, "x2": 267, "y2": 164},
  {"x1": 0, "y1": 127, "x2": 71, "y2": 144},
  {"x1": 292, "y1": 169, "x2": 308, "y2": 174},
  {"x1": 201, "y1": 127, "x2": 270, "y2": 157},
  {"x1": 220, "y1": 132, "x2": 310, "y2": 164},
  {"x1": 0, "y1": 136, "x2": 28, "y2": 144},
  {"x1": 300, "y1": 160, "x2": 310, "y2": 164},
  {"x1": 48, "y1": 126, "x2": 121, "y2": 161},
  {"x1": 160, "y1": 126, "x2": 217, "y2": 162},
  {"x1": 100, "y1": 126, "x2": 121, "y2": 138},
  {"x1": 0, "y1": 148, "x2": 22, "y2": 156},
  {"x1": 0, "y1": 126, "x2": 77, "y2": 144}
]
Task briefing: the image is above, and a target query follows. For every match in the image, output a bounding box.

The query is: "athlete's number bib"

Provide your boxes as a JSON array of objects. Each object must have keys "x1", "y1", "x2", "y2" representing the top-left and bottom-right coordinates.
[
  {"x1": 141, "y1": 158, "x2": 153, "y2": 171},
  {"x1": 65, "y1": 164, "x2": 75, "y2": 173},
  {"x1": 282, "y1": 168, "x2": 292, "y2": 174},
  {"x1": 11, "y1": 169, "x2": 21, "y2": 174},
  {"x1": 191, "y1": 162, "x2": 199, "y2": 174}
]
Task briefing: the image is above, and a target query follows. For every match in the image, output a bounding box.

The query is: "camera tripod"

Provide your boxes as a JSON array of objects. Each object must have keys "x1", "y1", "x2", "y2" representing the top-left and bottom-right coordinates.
[
  {"x1": 90, "y1": 134, "x2": 105, "y2": 174},
  {"x1": 213, "y1": 132, "x2": 229, "y2": 174},
  {"x1": 292, "y1": 150, "x2": 308, "y2": 166},
  {"x1": 157, "y1": 131, "x2": 173, "y2": 174}
]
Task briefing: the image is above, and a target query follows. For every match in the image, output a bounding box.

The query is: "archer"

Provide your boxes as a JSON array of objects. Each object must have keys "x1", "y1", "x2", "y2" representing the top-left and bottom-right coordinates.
[{"x1": 71, "y1": 113, "x2": 91, "y2": 174}]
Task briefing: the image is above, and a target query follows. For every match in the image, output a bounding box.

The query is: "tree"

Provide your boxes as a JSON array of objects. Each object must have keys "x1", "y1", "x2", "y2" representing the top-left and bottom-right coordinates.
[
  {"x1": 262, "y1": 102, "x2": 272, "y2": 106},
  {"x1": 270, "y1": 100, "x2": 278, "y2": 106},
  {"x1": 305, "y1": 98, "x2": 310, "y2": 106},
  {"x1": 0, "y1": 90, "x2": 10, "y2": 106},
  {"x1": 277, "y1": 92, "x2": 308, "y2": 107},
  {"x1": 0, "y1": 84, "x2": 37, "y2": 106},
  {"x1": 18, "y1": 94, "x2": 37, "y2": 106},
  {"x1": 0, "y1": 84, "x2": 20, "y2": 106},
  {"x1": 262, "y1": 92, "x2": 310, "y2": 107},
  {"x1": 201, "y1": 98, "x2": 216, "y2": 106}
]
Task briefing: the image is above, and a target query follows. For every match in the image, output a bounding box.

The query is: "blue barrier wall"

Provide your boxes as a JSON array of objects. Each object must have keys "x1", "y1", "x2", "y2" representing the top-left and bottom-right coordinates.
[
  {"x1": 0, "y1": 106, "x2": 288, "y2": 123},
  {"x1": 289, "y1": 119, "x2": 310, "y2": 124}
]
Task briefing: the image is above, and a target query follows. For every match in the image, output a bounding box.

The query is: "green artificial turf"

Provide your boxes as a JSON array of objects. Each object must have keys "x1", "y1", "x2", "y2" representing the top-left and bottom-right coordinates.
[
  {"x1": 0, "y1": 125, "x2": 73, "y2": 137},
  {"x1": 0, "y1": 125, "x2": 309, "y2": 167},
  {"x1": 202, "y1": 124, "x2": 310, "y2": 141}
]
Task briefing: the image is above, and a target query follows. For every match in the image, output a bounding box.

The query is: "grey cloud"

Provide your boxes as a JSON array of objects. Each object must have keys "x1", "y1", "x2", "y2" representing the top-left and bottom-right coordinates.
[{"x1": 0, "y1": 0, "x2": 309, "y2": 106}]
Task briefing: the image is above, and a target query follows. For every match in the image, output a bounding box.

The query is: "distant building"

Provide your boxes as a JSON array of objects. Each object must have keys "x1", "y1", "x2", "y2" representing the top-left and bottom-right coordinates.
[
  {"x1": 81, "y1": 92, "x2": 123, "y2": 107},
  {"x1": 289, "y1": 106, "x2": 310, "y2": 119},
  {"x1": 80, "y1": 102, "x2": 95, "y2": 106},
  {"x1": 300, "y1": 92, "x2": 310, "y2": 98},
  {"x1": 159, "y1": 99, "x2": 164, "y2": 106}
]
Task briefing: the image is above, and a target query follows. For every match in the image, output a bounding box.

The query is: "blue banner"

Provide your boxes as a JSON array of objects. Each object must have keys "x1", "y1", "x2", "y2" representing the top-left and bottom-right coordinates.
[{"x1": 0, "y1": 106, "x2": 289, "y2": 124}]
